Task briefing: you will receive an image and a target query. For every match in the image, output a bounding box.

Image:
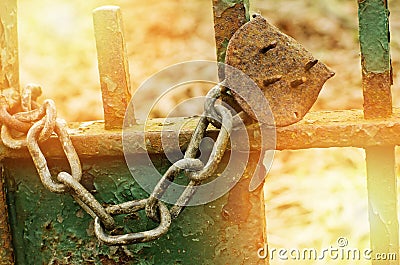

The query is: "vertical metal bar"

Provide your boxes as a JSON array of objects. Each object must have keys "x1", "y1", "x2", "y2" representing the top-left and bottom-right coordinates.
[
  {"x1": 358, "y1": 0, "x2": 392, "y2": 118},
  {"x1": 211, "y1": 0, "x2": 250, "y2": 113},
  {"x1": 212, "y1": 1, "x2": 268, "y2": 264},
  {"x1": 365, "y1": 147, "x2": 398, "y2": 263},
  {"x1": 0, "y1": 0, "x2": 17, "y2": 263},
  {"x1": 211, "y1": 0, "x2": 249, "y2": 80},
  {"x1": 358, "y1": 1, "x2": 399, "y2": 264},
  {"x1": 93, "y1": 6, "x2": 134, "y2": 129},
  {"x1": 0, "y1": 0, "x2": 19, "y2": 94}
]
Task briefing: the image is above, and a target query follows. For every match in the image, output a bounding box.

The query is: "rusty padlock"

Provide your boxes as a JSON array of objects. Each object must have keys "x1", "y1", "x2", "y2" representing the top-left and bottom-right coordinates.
[{"x1": 225, "y1": 14, "x2": 334, "y2": 127}]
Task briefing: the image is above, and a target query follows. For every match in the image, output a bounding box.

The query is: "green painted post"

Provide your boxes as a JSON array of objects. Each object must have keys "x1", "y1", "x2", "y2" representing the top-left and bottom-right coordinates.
[
  {"x1": 358, "y1": 0, "x2": 392, "y2": 118},
  {"x1": 358, "y1": 1, "x2": 399, "y2": 264}
]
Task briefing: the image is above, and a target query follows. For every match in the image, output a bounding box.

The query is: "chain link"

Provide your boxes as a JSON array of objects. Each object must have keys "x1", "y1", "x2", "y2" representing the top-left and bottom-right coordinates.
[
  {"x1": 170, "y1": 104, "x2": 233, "y2": 218},
  {"x1": 27, "y1": 118, "x2": 81, "y2": 194},
  {"x1": 145, "y1": 158, "x2": 204, "y2": 222},
  {"x1": 57, "y1": 172, "x2": 116, "y2": 230},
  {"x1": 0, "y1": 83, "x2": 235, "y2": 245},
  {"x1": 21, "y1": 84, "x2": 42, "y2": 112},
  {"x1": 0, "y1": 95, "x2": 32, "y2": 133},
  {"x1": 94, "y1": 199, "x2": 171, "y2": 245}
]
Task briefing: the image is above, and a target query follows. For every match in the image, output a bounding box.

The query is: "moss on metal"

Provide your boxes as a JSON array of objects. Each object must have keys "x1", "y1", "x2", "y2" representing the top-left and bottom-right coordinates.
[{"x1": 358, "y1": 0, "x2": 390, "y2": 73}]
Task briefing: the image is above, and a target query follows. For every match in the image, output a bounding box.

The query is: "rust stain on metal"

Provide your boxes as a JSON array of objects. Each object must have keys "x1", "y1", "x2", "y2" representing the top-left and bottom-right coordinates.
[
  {"x1": 226, "y1": 15, "x2": 334, "y2": 127},
  {"x1": 212, "y1": 1, "x2": 248, "y2": 65},
  {"x1": 212, "y1": 0, "x2": 249, "y2": 113},
  {"x1": 217, "y1": 153, "x2": 268, "y2": 265},
  {"x1": 362, "y1": 72, "x2": 392, "y2": 119},
  {"x1": 222, "y1": 179, "x2": 251, "y2": 223},
  {"x1": 221, "y1": 157, "x2": 264, "y2": 224},
  {"x1": 93, "y1": 6, "x2": 133, "y2": 129},
  {"x1": 0, "y1": 167, "x2": 14, "y2": 264}
]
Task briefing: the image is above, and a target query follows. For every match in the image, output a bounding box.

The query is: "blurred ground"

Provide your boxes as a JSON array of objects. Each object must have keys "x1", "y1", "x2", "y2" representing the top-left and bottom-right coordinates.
[{"x1": 17, "y1": 0, "x2": 400, "y2": 264}]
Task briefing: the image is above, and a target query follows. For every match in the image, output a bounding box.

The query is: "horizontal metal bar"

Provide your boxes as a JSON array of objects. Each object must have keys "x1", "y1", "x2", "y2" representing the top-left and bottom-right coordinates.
[{"x1": 2, "y1": 108, "x2": 400, "y2": 159}]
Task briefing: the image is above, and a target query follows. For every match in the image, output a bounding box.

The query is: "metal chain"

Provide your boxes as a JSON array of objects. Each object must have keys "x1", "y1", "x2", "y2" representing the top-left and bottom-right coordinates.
[{"x1": 0, "y1": 83, "x2": 234, "y2": 245}]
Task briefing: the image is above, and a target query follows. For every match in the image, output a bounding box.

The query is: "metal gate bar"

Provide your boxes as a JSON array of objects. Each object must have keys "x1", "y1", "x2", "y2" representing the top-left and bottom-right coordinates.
[
  {"x1": 92, "y1": 6, "x2": 133, "y2": 129},
  {"x1": 358, "y1": 1, "x2": 399, "y2": 264},
  {"x1": 0, "y1": 0, "x2": 18, "y2": 263},
  {"x1": 4, "y1": 109, "x2": 400, "y2": 160}
]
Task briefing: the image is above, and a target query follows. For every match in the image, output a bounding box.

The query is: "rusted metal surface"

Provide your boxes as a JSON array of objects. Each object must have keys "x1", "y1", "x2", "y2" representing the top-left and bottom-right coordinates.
[
  {"x1": 226, "y1": 15, "x2": 334, "y2": 127},
  {"x1": 0, "y1": 166, "x2": 14, "y2": 265},
  {"x1": 0, "y1": 1, "x2": 398, "y2": 263},
  {"x1": 93, "y1": 6, "x2": 133, "y2": 129},
  {"x1": 211, "y1": 0, "x2": 250, "y2": 115},
  {"x1": 0, "y1": 96, "x2": 31, "y2": 133},
  {"x1": 358, "y1": 0, "x2": 399, "y2": 263},
  {"x1": 3, "y1": 109, "x2": 400, "y2": 160},
  {"x1": 362, "y1": 72, "x2": 392, "y2": 119},
  {"x1": 0, "y1": 0, "x2": 19, "y2": 98},
  {"x1": 212, "y1": 0, "x2": 248, "y2": 79}
]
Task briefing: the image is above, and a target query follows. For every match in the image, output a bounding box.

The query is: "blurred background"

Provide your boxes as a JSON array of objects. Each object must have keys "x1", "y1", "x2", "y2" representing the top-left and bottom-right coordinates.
[{"x1": 17, "y1": 0, "x2": 400, "y2": 264}]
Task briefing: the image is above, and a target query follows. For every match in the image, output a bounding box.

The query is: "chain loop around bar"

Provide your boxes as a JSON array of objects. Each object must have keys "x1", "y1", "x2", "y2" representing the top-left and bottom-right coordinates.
[
  {"x1": 26, "y1": 118, "x2": 82, "y2": 193},
  {"x1": 1, "y1": 99, "x2": 57, "y2": 150}
]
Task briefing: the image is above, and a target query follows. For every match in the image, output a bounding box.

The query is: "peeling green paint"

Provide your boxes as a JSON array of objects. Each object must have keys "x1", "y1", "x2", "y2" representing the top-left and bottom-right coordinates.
[
  {"x1": 217, "y1": 38, "x2": 230, "y2": 64},
  {"x1": 358, "y1": 0, "x2": 390, "y2": 73},
  {"x1": 4, "y1": 153, "x2": 266, "y2": 264}
]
